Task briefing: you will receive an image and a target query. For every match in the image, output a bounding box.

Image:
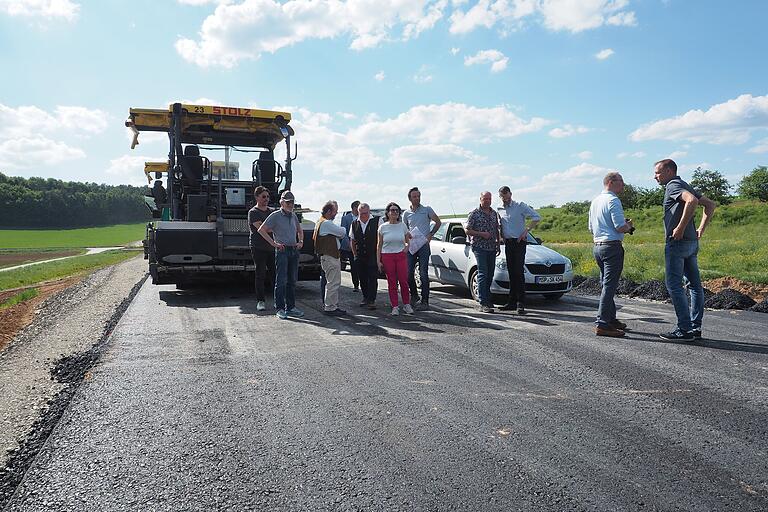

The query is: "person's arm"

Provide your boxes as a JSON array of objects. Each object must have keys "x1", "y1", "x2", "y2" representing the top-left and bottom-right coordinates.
[
  {"x1": 376, "y1": 230, "x2": 384, "y2": 270},
  {"x1": 465, "y1": 212, "x2": 490, "y2": 239},
  {"x1": 519, "y1": 205, "x2": 541, "y2": 241},
  {"x1": 258, "y1": 221, "x2": 284, "y2": 251},
  {"x1": 294, "y1": 214, "x2": 304, "y2": 249},
  {"x1": 672, "y1": 190, "x2": 699, "y2": 240},
  {"x1": 349, "y1": 224, "x2": 357, "y2": 258},
  {"x1": 696, "y1": 195, "x2": 716, "y2": 239},
  {"x1": 428, "y1": 209, "x2": 442, "y2": 241},
  {"x1": 609, "y1": 198, "x2": 633, "y2": 234}
]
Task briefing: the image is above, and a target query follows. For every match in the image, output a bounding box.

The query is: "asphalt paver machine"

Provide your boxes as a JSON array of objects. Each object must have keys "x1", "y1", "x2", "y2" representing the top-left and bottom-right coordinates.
[{"x1": 127, "y1": 103, "x2": 320, "y2": 285}]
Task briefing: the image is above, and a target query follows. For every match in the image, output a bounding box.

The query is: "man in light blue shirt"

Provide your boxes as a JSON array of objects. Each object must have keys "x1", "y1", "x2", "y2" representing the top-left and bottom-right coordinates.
[
  {"x1": 588, "y1": 172, "x2": 634, "y2": 337},
  {"x1": 403, "y1": 187, "x2": 441, "y2": 310},
  {"x1": 498, "y1": 186, "x2": 541, "y2": 314}
]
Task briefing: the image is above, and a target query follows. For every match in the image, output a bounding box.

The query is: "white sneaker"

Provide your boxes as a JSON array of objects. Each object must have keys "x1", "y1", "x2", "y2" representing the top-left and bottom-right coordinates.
[
  {"x1": 402, "y1": 304, "x2": 414, "y2": 315},
  {"x1": 390, "y1": 306, "x2": 400, "y2": 316},
  {"x1": 256, "y1": 301, "x2": 266, "y2": 311}
]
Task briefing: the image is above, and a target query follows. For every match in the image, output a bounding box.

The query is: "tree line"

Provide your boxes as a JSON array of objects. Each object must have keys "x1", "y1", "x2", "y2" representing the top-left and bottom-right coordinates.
[
  {"x1": 0, "y1": 173, "x2": 150, "y2": 228},
  {"x1": 559, "y1": 166, "x2": 768, "y2": 214}
]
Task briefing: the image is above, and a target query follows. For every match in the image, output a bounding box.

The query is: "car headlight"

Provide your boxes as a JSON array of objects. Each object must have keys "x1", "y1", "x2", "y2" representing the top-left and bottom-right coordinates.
[
  {"x1": 495, "y1": 258, "x2": 506, "y2": 270},
  {"x1": 565, "y1": 258, "x2": 572, "y2": 272}
]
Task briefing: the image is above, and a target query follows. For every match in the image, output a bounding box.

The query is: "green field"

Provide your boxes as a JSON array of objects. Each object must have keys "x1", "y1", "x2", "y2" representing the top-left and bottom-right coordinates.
[
  {"x1": 0, "y1": 223, "x2": 146, "y2": 249},
  {"x1": 534, "y1": 201, "x2": 768, "y2": 284},
  {"x1": 0, "y1": 250, "x2": 141, "y2": 291}
]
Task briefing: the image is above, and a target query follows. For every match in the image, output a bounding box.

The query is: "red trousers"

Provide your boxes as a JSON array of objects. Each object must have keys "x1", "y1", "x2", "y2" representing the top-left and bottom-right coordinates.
[{"x1": 381, "y1": 251, "x2": 410, "y2": 307}]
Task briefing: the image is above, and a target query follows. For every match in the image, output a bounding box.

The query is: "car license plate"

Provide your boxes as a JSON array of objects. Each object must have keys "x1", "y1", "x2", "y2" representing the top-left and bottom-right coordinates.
[{"x1": 535, "y1": 275, "x2": 563, "y2": 284}]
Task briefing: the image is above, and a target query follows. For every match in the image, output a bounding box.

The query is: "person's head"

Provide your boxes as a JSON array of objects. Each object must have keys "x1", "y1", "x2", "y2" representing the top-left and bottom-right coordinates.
[
  {"x1": 358, "y1": 202, "x2": 371, "y2": 222},
  {"x1": 479, "y1": 191, "x2": 492, "y2": 208},
  {"x1": 385, "y1": 201, "x2": 402, "y2": 222},
  {"x1": 408, "y1": 187, "x2": 421, "y2": 207},
  {"x1": 279, "y1": 190, "x2": 295, "y2": 211},
  {"x1": 254, "y1": 186, "x2": 269, "y2": 207},
  {"x1": 603, "y1": 172, "x2": 625, "y2": 194},
  {"x1": 654, "y1": 158, "x2": 678, "y2": 185},
  {"x1": 498, "y1": 185, "x2": 512, "y2": 205},
  {"x1": 351, "y1": 200, "x2": 360, "y2": 216},
  {"x1": 321, "y1": 200, "x2": 338, "y2": 220}
]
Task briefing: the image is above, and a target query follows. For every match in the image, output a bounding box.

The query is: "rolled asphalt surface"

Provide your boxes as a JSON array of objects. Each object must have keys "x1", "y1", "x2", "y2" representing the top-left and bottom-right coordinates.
[{"x1": 6, "y1": 275, "x2": 768, "y2": 511}]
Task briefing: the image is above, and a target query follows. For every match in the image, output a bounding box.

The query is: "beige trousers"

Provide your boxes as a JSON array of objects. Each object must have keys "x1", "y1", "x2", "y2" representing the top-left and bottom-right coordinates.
[{"x1": 321, "y1": 255, "x2": 341, "y2": 311}]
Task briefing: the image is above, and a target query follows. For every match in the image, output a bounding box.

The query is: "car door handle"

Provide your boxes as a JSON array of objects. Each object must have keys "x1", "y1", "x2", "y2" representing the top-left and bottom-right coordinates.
[{"x1": 440, "y1": 248, "x2": 446, "y2": 253}]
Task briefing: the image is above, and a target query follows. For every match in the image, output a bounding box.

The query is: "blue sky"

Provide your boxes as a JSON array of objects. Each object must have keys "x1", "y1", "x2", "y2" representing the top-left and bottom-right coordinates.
[{"x1": 1, "y1": 0, "x2": 767, "y2": 214}]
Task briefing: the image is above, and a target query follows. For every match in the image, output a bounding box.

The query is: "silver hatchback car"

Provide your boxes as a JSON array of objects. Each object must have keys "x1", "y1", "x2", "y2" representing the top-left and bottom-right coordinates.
[{"x1": 416, "y1": 218, "x2": 574, "y2": 302}]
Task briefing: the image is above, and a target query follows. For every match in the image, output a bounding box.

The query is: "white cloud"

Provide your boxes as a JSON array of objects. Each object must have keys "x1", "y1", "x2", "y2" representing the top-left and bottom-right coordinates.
[
  {"x1": 0, "y1": 0, "x2": 80, "y2": 21},
  {"x1": 514, "y1": 162, "x2": 613, "y2": 205},
  {"x1": 450, "y1": 47, "x2": 460, "y2": 55},
  {"x1": 352, "y1": 102, "x2": 550, "y2": 145},
  {"x1": 548, "y1": 124, "x2": 590, "y2": 138},
  {"x1": 105, "y1": 154, "x2": 165, "y2": 186},
  {"x1": 413, "y1": 65, "x2": 433, "y2": 83},
  {"x1": 450, "y1": 0, "x2": 635, "y2": 35},
  {"x1": 629, "y1": 94, "x2": 768, "y2": 145},
  {"x1": 617, "y1": 151, "x2": 646, "y2": 159},
  {"x1": 667, "y1": 150, "x2": 687, "y2": 159},
  {"x1": 464, "y1": 49, "x2": 508, "y2": 72},
  {"x1": 389, "y1": 143, "x2": 500, "y2": 181},
  {"x1": 374, "y1": 71, "x2": 386, "y2": 82},
  {"x1": 0, "y1": 136, "x2": 85, "y2": 170},
  {"x1": 595, "y1": 48, "x2": 614, "y2": 60},
  {"x1": 175, "y1": 0, "x2": 448, "y2": 68},
  {"x1": 576, "y1": 150, "x2": 593, "y2": 160},
  {"x1": 336, "y1": 111, "x2": 357, "y2": 120},
  {"x1": 748, "y1": 137, "x2": 768, "y2": 154}
]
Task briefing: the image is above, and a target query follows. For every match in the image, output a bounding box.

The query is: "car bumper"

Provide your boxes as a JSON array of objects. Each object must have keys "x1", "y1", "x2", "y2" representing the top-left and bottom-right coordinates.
[{"x1": 490, "y1": 268, "x2": 574, "y2": 295}]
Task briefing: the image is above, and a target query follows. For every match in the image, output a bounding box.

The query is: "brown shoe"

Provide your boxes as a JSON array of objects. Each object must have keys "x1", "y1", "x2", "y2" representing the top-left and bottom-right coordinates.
[
  {"x1": 610, "y1": 319, "x2": 627, "y2": 330},
  {"x1": 595, "y1": 326, "x2": 625, "y2": 338},
  {"x1": 367, "y1": 303, "x2": 377, "y2": 310}
]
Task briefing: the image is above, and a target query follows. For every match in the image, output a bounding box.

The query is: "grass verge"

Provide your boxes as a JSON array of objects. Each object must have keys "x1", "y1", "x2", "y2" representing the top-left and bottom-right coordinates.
[
  {"x1": 0, "y1": 288, "x2": 39, "y2": 309},
  {"x1": 0, "y1": 223, "x2": 146, "y2": 249},
  {"x1": 0, "y1": 250, "x2": 141, "y2": 292}
]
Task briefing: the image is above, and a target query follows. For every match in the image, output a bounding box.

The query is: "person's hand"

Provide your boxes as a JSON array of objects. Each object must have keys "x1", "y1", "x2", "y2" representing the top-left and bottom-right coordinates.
[
  {"x1": 517, "y1": 228, "x2": 528, "y2": 242},
  {"x1": 297, "y1": 240, "x2": 304, "y2": 250},
  {"x1": 481, "y1": 231, "x2": 492, "y2": 240},
  {"x1": 377, "y1": 260, "x2": 384, "y2": 272},
  {"x1": 275, "y1": 242, "x2": 286, "y2": 251},
  {"x1": 426, "y1": 233, "x2": 433, "y2": 242},
  {"x1": 696, "y1": 228, "x2": 704, "y2": 240},
  {"x1": 496, "y1": 245, "x2": 501, "y2": 257},
  {"x1": 672, "y1": 226, "x2": 685, "y2": 240}
]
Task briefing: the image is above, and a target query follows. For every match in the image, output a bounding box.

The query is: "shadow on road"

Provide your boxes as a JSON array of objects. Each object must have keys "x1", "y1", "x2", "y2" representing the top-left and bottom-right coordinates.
[{"x1": 627, "y1": 330, "x2": 768, "y2": 355}]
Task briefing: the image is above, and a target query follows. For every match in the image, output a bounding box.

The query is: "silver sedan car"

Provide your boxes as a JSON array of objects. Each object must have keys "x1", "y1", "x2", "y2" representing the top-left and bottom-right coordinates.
[{"x1": 416, "y1": 218, "x2": 574, "y2": 302}]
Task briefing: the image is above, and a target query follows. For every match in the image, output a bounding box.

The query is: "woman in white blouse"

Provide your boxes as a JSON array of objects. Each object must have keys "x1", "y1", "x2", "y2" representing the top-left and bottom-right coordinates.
[{"x1": 377, "y1": 202, "x2": 413, "y2": 315}]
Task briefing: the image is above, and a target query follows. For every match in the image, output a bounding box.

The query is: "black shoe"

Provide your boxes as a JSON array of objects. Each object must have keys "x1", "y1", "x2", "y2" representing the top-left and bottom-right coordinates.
[
  {"x1": 358, "y1": 301, "x2": 369, "y2": 307},
  {"x1": 690, "y1": 329, "x2": 702, "y2": 339},
  {"x1": 415, "y1": 300, "x2": 429, "y2": 311},
  {"x1": 324, "y1": 309, "x2": 347, "y2": 316},
  {"x1": 499, "y1": 303, "x2": 516, "y2": 311},
  {"x1": 517, "y1": 306, "x2": 526, "y2": 315},
  {"x1": 659, "y1": 329, "x2": 694, "y2": 342}
]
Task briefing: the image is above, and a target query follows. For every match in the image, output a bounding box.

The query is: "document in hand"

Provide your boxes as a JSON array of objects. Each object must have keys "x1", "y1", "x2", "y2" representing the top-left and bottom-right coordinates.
[{"x1": 409, "y1": 226, "x2": 428, "y2": 255}]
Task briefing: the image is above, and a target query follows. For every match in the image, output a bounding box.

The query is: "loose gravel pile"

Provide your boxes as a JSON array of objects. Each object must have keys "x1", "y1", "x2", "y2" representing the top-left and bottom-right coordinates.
[
  {"x1": 628, "y1": 280, "x2": 671, "y2": 302},
  {"x1": 704, "y1": 288, "x2": 757, "y2": 310},
  {"x1": 749, "y1": 300, "x2": 768, "y2": 313},
  {"x1": 574, "y1": 277, "x2": 602, "y2": 295},
  {"x1": 616, "y1": 279, "x2": 639, "y2": 296}
]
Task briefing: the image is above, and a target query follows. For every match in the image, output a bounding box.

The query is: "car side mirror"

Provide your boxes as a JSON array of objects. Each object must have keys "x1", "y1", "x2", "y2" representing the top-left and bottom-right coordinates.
[
  {"x1": 452, "y1": 236, "x2": 467, "y2": 245},
  {"x1": 535, "y1": 237, "x2": 542, "y2": 244}
]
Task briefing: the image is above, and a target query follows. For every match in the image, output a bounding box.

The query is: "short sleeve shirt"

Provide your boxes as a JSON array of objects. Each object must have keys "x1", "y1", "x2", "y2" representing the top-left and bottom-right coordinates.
[
  {"x1": 403, "y1": 205, "x2": 436, "y2": 236},
  {"x1": 262, "y1": 208, "x2": 300, "y2": 246},
  {"x1": 378, "y1": 221, "x2": 407, "y2": 253},
  {"x1": 663, "y1": 177, "x2": 702, "y2": 240},
  {"x1": 499, "y1": 201, "x2": 541, "y2": 239},
  {"x1": 466, "y1": 207, "x2": 499, "y2": 251},
  {"x1": 248, "y1": 206, "x2": 273, "y2": 251}
]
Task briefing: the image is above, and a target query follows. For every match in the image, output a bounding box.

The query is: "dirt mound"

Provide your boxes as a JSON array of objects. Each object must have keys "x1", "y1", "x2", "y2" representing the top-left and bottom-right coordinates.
[
  {"x1": 704, "y1": 288, "x2": 757, "y2": 310},
  {"x1": 629, "y1": 280, "x2": 670, "y2": 302},
  {"x1": 703, "y1": 277, "x2": 768, "y2": 302},
  {"x1": 574, "y1": 277, "x2": 602, "y2": 295},
  {"x1": 616, "y1": 278, "x2": 639, "y2": 296},
  {"x1": 571, "y1": 275, "x2": 588, "y2": 288},
  {"x1": 749, "y1": 300, "x2": 768, "y2": 313}
]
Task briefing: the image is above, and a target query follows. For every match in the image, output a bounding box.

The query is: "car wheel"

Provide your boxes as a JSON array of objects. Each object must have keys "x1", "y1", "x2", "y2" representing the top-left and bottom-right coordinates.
[
  {"x1": 469, "y1": 268, "x2": 479, "y2": 302},
  {"x1": 543, "y1": 293, "x2": 564, "y2": 301}
]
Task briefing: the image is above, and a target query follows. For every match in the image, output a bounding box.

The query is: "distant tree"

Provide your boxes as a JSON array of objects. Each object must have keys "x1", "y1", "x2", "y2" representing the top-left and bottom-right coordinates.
[
  {"x1": 737, "y1": 166, "x2": 768, "y2": 202},
  {"x1": 539, "y1": 204, "x2": 556, "y2": 209},
  {"x1": 634, "y1": 186, "x2": 665, "y2": 209},
  {"x1": 617, "y1": 183, "x2": 639, "y2": 209},
  {"x1": 690, "y1": 167, "x2": 733, "y2": 204},
  {"x1": 561, "y1": 200, "x2": 591, "y2": 215}
]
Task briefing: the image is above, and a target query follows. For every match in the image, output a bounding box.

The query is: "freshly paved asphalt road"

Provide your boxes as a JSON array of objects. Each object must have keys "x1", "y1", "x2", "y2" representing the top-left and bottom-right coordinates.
[{"x1": 7, "y1": 275, "x2": 768, "y2": 511}]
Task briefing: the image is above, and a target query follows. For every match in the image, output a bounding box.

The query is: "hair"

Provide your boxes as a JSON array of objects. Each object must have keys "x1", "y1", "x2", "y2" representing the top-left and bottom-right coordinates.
[
  {"x1": 254, "y1": 186, "x2": 268, "y2": 199},
  {"x1": 321, "y1": 200, "x2": 336, "y2": 217},
  {"x1": 385, "y1": 201, "x2": 402, "y2": 222},
  {"x1": 351, "y1": 200, "x2": 360, "y2": 210},
  {"x1": 498, "y1": 185, "x2": 511, "y2": 194},
  {"x1": 358, "y1": 202, "x2": 370, "y2": 211},
  {"x1": 408, "y1": 187, "x2": 419, "y2": 200},
  {"x1": 603, "y1": 172, "x2": 622, "y2": 187},
  {"x1": 654, "y1": 158, "x2": 678, "y2": 175}
]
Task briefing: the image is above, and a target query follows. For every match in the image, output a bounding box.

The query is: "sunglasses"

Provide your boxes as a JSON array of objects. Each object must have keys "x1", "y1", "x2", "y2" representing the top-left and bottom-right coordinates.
[{"x1": 388, "y1": 209, "x2": 400, "y2": 213}]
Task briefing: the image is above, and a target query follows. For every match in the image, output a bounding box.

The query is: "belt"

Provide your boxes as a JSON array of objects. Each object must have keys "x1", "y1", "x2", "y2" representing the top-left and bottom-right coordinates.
[
  {"x1": 504, "y1": 237, "x2": 525, "y2": 242},
  {"x1": 594, "y1": 240, "x2": 622, "y2": 246}
]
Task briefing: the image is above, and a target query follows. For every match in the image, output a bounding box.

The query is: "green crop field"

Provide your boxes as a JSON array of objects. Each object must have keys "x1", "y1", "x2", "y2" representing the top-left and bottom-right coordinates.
[{"x1": 0, "y1": 223, "x2": 146, "y2": 249}]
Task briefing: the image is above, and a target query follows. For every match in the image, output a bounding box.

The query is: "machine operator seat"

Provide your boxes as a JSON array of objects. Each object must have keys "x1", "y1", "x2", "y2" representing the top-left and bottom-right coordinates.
[
  {"x1": 181, "y1": 145, "x2": 204, "y2": 193},
  {"x1": 254, "y1": 151, "x2": 279, "y2": 199}
]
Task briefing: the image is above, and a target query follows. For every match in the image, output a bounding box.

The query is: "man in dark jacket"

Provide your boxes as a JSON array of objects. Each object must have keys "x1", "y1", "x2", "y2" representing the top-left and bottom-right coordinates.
[{"x1": 350, "y1": 203, "x2": 380, "y2": 309}]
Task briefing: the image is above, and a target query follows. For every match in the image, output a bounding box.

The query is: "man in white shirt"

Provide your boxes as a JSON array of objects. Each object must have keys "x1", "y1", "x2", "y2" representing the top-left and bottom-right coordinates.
[
  {"x1": 588, "y1": 172, "x2": 634, "y2": 337},
  {"x1": 498, "y1": 186, "x2": 541, "y2": 314},
  {"x1": 313, "y1": 201, "x2": 348, "y2": 316}
]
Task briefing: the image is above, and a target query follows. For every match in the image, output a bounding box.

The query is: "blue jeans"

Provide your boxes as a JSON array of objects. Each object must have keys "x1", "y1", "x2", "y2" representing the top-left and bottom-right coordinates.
[
  {"x1": 665, "y1": 239, "x2": 704, "y2": 332},
  {"x1": 593, "y1": 243, "x2": 624, "y2": 328},
  {"x1": 407, "y1": 244, "x2": 431, "y2": 301},
  {"x1": 274, "y1": 247, "x2": 299, "y2": 311},
  {"x1": 473, "y1": 248, "x2": 496, "y2": 306}
]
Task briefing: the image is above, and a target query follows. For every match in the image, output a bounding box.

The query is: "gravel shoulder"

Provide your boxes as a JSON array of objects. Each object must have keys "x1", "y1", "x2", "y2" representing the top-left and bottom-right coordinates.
[{"x1": 0, "y1": 256, "x2": 146, "y2": 503}]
